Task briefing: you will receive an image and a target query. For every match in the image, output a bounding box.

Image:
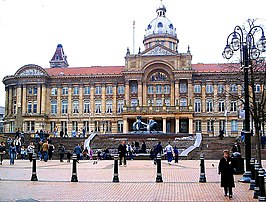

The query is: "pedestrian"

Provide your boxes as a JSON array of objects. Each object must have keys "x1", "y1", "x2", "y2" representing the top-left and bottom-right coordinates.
[
  {"x1": 58, "y1": 144, "x2": 65, "y2": 162},
  {"x1": 126, "y1": 143, "x2": 133, "y2": 160},
  {"x1": 38, "y1": 140, "x2": 43, "y2": 161},
  {"x1": 231, "y1": 141, "x2": 241, "y2": 156},
  {"x1": 218, "y1": 129, "x2": 224, "y2": 140},
  {"x1": 140, "y1": 141, "x2": 147, "y2": 153},
  {"x1": 73, "y1": 143, "x2": 82, "y2": 162},
  {"x1": 6, "y1": 136, "x2": 13, "y2": 147},
  {"x1": 218, "y1": 150, "x2": 235, "y2": 199},
  {"x1": 164, "y1": 142, "x2": 174, "y2": 165},
  {"x1": 20, "y1": 131, "x2": 25, "y2": 144},
  {"x1": 60, "y1": 130, "x2": 64, "y2": 138},
  {"x1": 9, "y1": 142, "x2": 17, "y2": 165},
  {"x1": 0, "y1": 141, "x2": 6, "y2": 165},
  {"x1": 118, "y1": 140, "x2": 127, "y2": 166},
  {"x1": 261, "y1": 135, "x2": 266, "y2": 149},
  {"x1": 173, "y1": 146, "x2": 179, "y2": 163},
  {"x1": 241, "y1": 129, "x2": 245, "y2": 143},
  {"x1": 48, "y1": 143, "x2": 55, "y2": 160},
  {"x1": 14, "y1": 137, "x2": 21, "y2": 155},
  {"x1": 153, "y1": 141, "x2": 163, "y2": 165},
  {"x1": 42, "y1": 140, "x2": 49, "y2": 162},
  {"x1": 27, "y1": 142, "x2": 35, "y2": 162},
  {"x1": 67, "y1": 150, "x2": 72, "y2": 163},
  {"x1": 20, "y1": 146, "x2": 26, "y2": 160}
]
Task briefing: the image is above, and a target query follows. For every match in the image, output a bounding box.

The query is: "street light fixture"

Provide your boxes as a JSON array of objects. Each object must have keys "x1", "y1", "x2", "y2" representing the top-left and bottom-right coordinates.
[{"x1": 223, "y1": 24, "x2": 265, "y2": 183}]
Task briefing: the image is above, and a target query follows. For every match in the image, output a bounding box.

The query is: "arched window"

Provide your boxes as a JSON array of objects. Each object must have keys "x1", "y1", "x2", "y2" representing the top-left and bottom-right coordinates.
[{"x1": 149, "y1": 71, "x2": 169, "y2": 82}]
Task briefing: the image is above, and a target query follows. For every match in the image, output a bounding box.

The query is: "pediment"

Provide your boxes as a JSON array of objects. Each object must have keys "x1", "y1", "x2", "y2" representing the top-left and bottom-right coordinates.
[
  {"x1": 142, "y1": 45, "x2": 176, "y2": 56},
  {"x1": 15, "y1": 64, "x2": 49, "y2": 77}
]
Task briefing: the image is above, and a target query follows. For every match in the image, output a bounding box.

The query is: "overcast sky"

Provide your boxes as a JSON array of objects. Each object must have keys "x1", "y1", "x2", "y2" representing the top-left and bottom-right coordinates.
[{"x1": 0, "y1": 0, "x2": 266, "y2": 107}]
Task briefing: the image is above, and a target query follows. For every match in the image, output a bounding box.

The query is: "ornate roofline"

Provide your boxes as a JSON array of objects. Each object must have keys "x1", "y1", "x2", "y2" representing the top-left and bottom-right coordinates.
[{"x1": 14, "y1": 64, "x2": 50, "y2": 77}]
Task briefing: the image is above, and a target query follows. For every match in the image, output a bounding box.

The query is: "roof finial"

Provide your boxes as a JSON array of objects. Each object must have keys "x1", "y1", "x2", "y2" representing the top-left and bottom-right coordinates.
[{"x1": 187, "y1": 45, "x2": 191, "y2": 54}]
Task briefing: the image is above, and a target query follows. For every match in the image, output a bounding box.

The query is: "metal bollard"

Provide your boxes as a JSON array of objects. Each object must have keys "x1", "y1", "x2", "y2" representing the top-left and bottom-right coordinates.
[
  {"x1": 71, "y1": 154, "x2": 78, "y2": 182},
  {"x1": 258, "y1": 168, "x2": 266, "y2": 201},
  {"x1": 31, "y1": 153, "x2": 38, "y2": 181},
  {"x1": 156, "y1": 153, "x2": 163, "y2": 183},
  {"x1": 112, "y1": 154, "x2": 119, "y2": 182},
  {"x1": 250, "y1": 158, "x2": 255, "y2": 190},
  {"x1": 253, "y1": 161, "x2": 261, "y2": 199},
  {"x1": 199, "y1": 153, "x2": 206, "y2": 183}
]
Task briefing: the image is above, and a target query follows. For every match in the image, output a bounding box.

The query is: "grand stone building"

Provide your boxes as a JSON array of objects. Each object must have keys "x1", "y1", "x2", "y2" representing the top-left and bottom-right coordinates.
[{"x1": 3, "y1": 2, "x2": 261, "y2": 136}]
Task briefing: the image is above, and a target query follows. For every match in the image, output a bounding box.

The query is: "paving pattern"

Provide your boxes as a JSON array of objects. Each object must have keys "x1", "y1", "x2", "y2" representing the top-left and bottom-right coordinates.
[{"x1": 1, "y1": 159, "x2": 265, "y2": 201}]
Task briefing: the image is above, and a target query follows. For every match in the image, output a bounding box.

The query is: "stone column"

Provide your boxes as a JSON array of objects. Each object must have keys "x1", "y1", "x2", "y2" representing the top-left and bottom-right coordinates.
[
  {"x1": 90, "y1": 85, "x2": 95, "y2": 114},
  {"x1": 41, "y1": 85, "x2": 46, "y2": 114},
  {"x1": 163, "y1": 118, "x2": 167, "y2": 133},
  {"x1": 137, "y1": 81, "x2": 142, "y2": 106},
  {"x1": 8, "y1": 87, "x2": 12, "y2": 115},
  {"x1": 5, "y1": 87, "x2": 9, "y2": 116},
  {"x1": 16, "y1": 85, "x2": 22, "y2": 112},
  {"x1": 214, "y1": 120, "x2": 219, "y2": 137},
  {"x1": 170, "y1": 81, "x2": 175, "y2": 106},
  {"x1": 143, "y1": 82, "x2": 147, "y2": 106},
  {"x1": 189, "y1": 118, "x2": 193, "y2": 134},
  {"x1": 123, "y1": 118, "x2": 128, "y2": 133},
  {"x1": 68, "y1": 85, "x2": 72, "y2": 114},
  {"x1": 213, "y1": 83, "x2": 218, "y2": 113},
  {"x1": 112, "y1": 121, "x2": 118, "y2": 133},
  {"x1": 113, "y1": 84, "x2": 117, "y2": 113},
  {"x1": 22, "y1": 85, "x2": 27, "y2": 115},
  {"x1": 79, "y1": 85, "x2": 83, "y2": 115},
  {"x1": 175, "y1": 80, "x2": 179, "y2": 106},
  {"x1": 101, "y1": 84, "x2": 106, "y2": 114},
  {"x1": 46, "y1": 87, "x2": 51, "y2": 115},
  {"x1": 125, "y1": 81, "x2": 130, "y2": 106},
  {"x1": 37, "y1": 85, "x2": 41, "y2": 114},
  {"x1": 201, "y1": 83, "x2": 206, "y2": 113},
  {"x1": 188, "y1": 80, "x2": 193, "y2": 107},
  {"x1": 175, "y1": 118, "x2": 179, "y2": 133},
  {"x1": 57, "y1": 86, "x2": 61, "y2": 115}
]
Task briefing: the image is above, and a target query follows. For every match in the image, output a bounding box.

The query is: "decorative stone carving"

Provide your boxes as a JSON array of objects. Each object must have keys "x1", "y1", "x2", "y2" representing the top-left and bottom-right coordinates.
[
  {"x1": 143, "y1": 46, "x2": 175, "y2": 56},
  {"x1": 19, "y1": 68, "x2": 45, "y2": 76}
]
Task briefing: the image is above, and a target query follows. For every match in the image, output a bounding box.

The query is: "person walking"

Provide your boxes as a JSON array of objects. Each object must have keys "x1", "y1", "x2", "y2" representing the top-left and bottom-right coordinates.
[
  {"x1": 42, "y1": 140, "x2": 49, "y2": 162},
  {"x1": 58, "y1": 144, "x2": 65, "y2": 162},
  {"x1": 9, "y1": 142, "x2": 17, "y2": 165},
  {"x1": 173, "y1": 146, "x2": 179, "y2": 163},
  {"x1": 165, "y1": 142, "x2": 174, "y2": 165},
  {"x1": 73, "y1": 143, "x2": 82, "y2": 162},
  {"x1": 48, "y1": 143, "x2": 55, "y2": 160},
  {"x1": 118, "y1": 140, "x2": 127, "y2": 166},
  {"x1": 0, "y1": 141, "x2": 6, "y2": 165},
  {"x1": 27, "y1": 142, "x2": 35, "y2": 162},
  {"x1": 20, "y1": 146, "x2": 26, "y2": 160},
  {"x1": 218, "y1": 150, "x2": 235, "y2": 199}
]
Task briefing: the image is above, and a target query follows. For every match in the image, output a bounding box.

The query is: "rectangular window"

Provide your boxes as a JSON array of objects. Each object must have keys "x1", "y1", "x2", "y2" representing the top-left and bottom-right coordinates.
[
  {"x1": 28, "y1": 87, "x2": 33, "y2": 95},
  {"x1": 195, "y1": 120, "x2": 202, "y2": 132},
  {"x1": 218, "y1": 84, "x2": 225, "y2": 93},
  {"x1": 13, "y1": 101, "x2": 17, "y2": 114},
  {"x1": 84, "y1": 86, "x2": 90, "y2": 95},
  {"x1": 72, "y1": 121, "x2": 78, "y2": 131},
  {"x1": 51, "y1": 100, "x2": 57, "y2": 114},
  {"x1": 230, "y1": 84, "x2": 237, "y2": 93},
  {"x1": 219, "y1": 120, "x2": 225, "y2": 131},
  {"x1": 33, "y1": 101, "x2": 37, "y2": 113},
  {"x1": 207, "y1": 120, "x2": 214, "y2": 132},
  {"x1": 206, "y1": 84, "x2": 213, "y2": 93},
  {"x1": 106, "y1": 121, "x2": 112, "y2": 132},
  {"x1": 117, "y1": 120, "x2": 123, "y2": 132},
  {"x1": 180, "y1": 98, "x2": 187, "y2": 107},
  {"x1": 10, "y1": 121, "x2": 14, "y2": 132},
  {"x1": 62, "y1": 100, "x2": 68, "y2": 114},
  {"x1": 51, "y1": 87, "x2": 57, "y2": 95},
  {"x1": 165, "y1": 98, "x2": 170, "y2": 106},
  {"x1": 84, "y1": 100, "x2": 90, "y2": 113},
  {"x1": 255, "y1": 84, "x2": 261, "y2": 93},
  {"x1": 62, "y1": 87, "x2": 68, "y2": 95},
  {"x1": 164, "y1": 85, "x2": 170, "y2": 94},
  {"x1": 194, "y1": 85, "x2": 201, "y2": 93},
  {"x1": 194, "y1": 99, "x2": 201, "y2": 112},
  {"x1": 95, "y1": 86, "x2": 102, "y2": 95},
  {"x1": 73, "y1": 87, "x2": 79, "y2": 95},
  {"x1": 106, "y1": 86, "x2": 113, "y2": 95},
  {"x1": 131, "y1": 98, "x2": 138, "y2": 107},
  {"x1": 72, "y1": 100, "x2": 79, "y2": 113},
  {"x1": 33, "y1": 87, "x2": 38, "y2": 95},
  {"x1": 218, "y1": 100, "x2": 225, "y2": 112},
  {"x1": 231, "y1": 120, "x2": 238, "y2": 132},
  {"x1": 95, "y1": 100, "x2": 101, "y2": 113},
  {"x1": 148, "y1": 99, "x2": 154, "y2": 106},
  {"x1": 131, "y1": 84, "x2": 137, "y2": 93},
  {"x1": 50, "y1": 121, "x2": 56, "y2": 133},
  {"x1": 106, "y1": 100, "x2": 113, "y2": 113},
  {"x1": 156, "y1": 99, "x2": 163, "y2": 106},
  {"x1": 30, "y1": 121, "x2": 35, "y2": 132},
  {"x1": 180, "y1": 83, "x2": 187, "y2": 93},
  {"x1": 156, "y1": 84, "x2": 162, "y2": 94},
  {"x1": 206, "y1": 99, "x2": 213, "y2": 112},
  {"x1": 230, "y1": 101, "x2": 237, "y2": 112},
  {"x1": 117, "y1": 100, "x2": 124, "y2": 113},
  {"x1": 27, "y1": 101, "x2": 32, "y2": 113},
  {"x1": 117, "y1": 86, "x2": 124, "y2": 94},
  {"x1": 95, "y1": 121, "x2": 100, "y2": 132},
  {"x1": 148, "y1": 86, "x2": 154, "y2": 94},
  {"x1": 83, "y1": 121, "x2": 89, "y2": 132}
]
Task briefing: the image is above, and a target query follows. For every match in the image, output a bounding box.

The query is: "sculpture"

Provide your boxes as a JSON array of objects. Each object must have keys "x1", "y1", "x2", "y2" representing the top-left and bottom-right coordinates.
[{"x1": 133, "y1": 116, "x2": 157, "y2": 133}]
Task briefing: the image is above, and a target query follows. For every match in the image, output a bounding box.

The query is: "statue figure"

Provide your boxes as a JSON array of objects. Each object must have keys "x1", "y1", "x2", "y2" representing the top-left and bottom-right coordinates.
[{"x1": 133, "y1": 116, "x2": 157, "y2": 133}]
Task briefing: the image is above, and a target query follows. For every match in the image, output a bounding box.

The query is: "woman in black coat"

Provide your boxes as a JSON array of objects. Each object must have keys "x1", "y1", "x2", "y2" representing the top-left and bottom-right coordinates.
[{"x1": 218, "y1": 150, "x2": 235, "y2": 199}]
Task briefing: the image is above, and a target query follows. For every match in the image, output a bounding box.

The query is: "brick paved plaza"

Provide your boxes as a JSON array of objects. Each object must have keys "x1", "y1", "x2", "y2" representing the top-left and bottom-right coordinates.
[{"x1": 1, "y1": 159, "x2": 265, "y2": 201}]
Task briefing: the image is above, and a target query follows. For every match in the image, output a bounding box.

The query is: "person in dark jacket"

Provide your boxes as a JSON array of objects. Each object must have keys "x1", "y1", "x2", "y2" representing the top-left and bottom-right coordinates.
[
  {"x1": 118, "y1": 141, "x2": 127, "y2": 166},
  {"x1": 73, "y1": 143, "x2": 82, "y2": 162},
  {"x1": 58, "y1": 144, "x2": 65, "y2": 162},
  {"x1": 0, "y1": 141, "x2": 6, "y2": 165},
  {"x1": 218, "y1": 150, "x2": 235, "y2": 199}
]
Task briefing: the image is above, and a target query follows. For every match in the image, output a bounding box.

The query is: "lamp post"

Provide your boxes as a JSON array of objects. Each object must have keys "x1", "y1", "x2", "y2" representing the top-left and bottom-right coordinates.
[{"x1": 223, "y1": 23, "x2": 266, "y2": 183}]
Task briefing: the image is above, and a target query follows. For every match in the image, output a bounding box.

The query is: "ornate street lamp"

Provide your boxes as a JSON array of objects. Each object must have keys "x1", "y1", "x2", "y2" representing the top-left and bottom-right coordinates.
[{"x1": 223, "y1": 24, "x2": 266, "y2": 183}]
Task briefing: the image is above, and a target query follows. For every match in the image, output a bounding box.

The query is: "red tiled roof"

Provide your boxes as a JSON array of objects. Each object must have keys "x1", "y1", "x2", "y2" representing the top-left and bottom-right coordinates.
[
  {"x1": 44, "y1": 66, "x2": 125, "y2": 76},
  {"x1": 192, "y1": 63, "x2": 239, "y2": 72}
]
